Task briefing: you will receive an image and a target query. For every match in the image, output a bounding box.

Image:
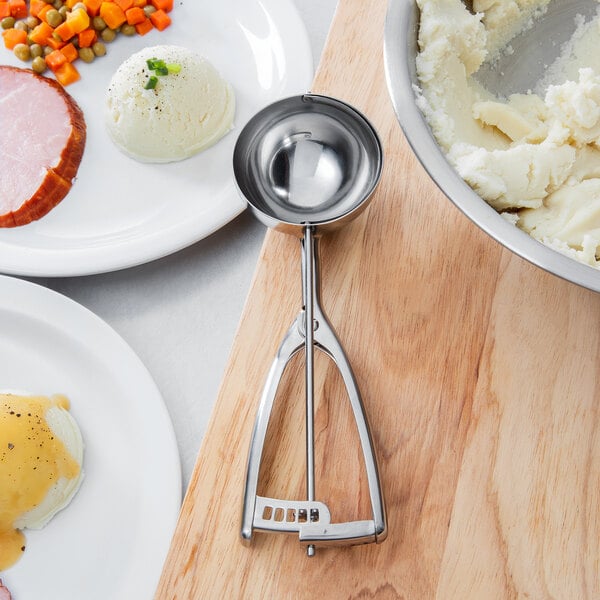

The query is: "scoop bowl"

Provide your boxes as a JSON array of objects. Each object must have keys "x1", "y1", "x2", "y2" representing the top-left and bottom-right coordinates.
[{"x1": 233, "y1": 94, "x2": 383, "y2": 236}]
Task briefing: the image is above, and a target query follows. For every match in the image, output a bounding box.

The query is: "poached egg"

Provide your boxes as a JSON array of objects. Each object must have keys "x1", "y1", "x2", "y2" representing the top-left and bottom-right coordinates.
[{"x1": 0, "y1": 392, "x2": 84, "y2": 570}]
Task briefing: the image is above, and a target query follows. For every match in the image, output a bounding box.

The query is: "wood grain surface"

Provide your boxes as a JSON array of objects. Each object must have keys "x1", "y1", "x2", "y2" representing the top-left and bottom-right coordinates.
[{"x1": 155, "y1": 0, "x2": 600, "y2": 597}]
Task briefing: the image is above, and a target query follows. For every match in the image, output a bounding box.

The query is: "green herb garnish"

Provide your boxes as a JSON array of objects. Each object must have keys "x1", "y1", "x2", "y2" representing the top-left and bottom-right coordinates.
[
  {"x1": 144, "y1": 75, "x2": 158, "y2": 90},
  {"x1": 143, "y1": 58, "x2": 181, "y2": 89},
  {"x1": 146, "y1": 58, "x2": 164, "y2": 70}
]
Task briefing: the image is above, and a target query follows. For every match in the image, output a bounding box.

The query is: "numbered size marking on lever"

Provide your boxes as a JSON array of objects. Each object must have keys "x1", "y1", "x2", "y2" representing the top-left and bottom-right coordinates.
[{"x1": 253, "y1": 496, "x2": 330, "y2": 534}]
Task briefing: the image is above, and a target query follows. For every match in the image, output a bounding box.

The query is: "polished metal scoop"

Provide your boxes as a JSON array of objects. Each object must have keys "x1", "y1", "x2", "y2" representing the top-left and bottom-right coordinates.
[{"x1": 233, "y1": 94, "x2": 387, "y2": 555}]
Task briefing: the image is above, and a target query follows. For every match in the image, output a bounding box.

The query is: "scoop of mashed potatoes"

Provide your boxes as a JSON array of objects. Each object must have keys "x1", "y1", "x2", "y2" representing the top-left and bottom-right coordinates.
[
  {"x1": 415, "y1": 0, "x2": 600, "y2": 268},
  {"x1": 105, "y1": 45, "x2": 235, "y2": 163}
]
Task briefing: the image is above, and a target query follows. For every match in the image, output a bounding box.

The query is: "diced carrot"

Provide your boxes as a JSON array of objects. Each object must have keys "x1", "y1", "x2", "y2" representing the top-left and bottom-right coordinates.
[
  {"x1": 83, "y1": 0, "x2": 102, "y2": 16},
  {"x1": 29, "y1": 0, "x2": 47, "y2": 17},
  {"x1": 54, "y1": 61, "x2": 80, "y2": 86},
  {"x1": 54, "y1": 8, "x2": 90, "y2": 40},
  {"x1": 2, "y1": 27, "x2": 26, "y2": 49},
  {"x1": 45, "y1": 48, "x2": 67, "y2": 71},
  {"x1": 134, "y1": 16, "x2": 152, "y2": 35},
  {"x1": 132, "y1": 0, "x2": 147, "y2": 6},
  {"x1": 61, "y1": 42, "x2": 78, "y2": 62},
  {"x1": 37, "y1": 4, "x2": 55, "y2": 23},
  {"x1": 65, "y1": 0, "x2": 80, "y2": 7},
  {"x1": 77, "y1": 28, "x2": 97, "y2": 47},
  {"x1": 114, "y1": 0, "x2": 133, "y2": 11},
  {"x1": 149, "y1": 8, "x2": 170, "y2": 30},
  {"x1": 0, "y1": 3, "x2": 10, "y2": 19},
  {"x1": 150, "y1": 0, "x2": 172, "y2": 11},
  {"x1": 8, "y1": 0, "x2": 27, "y2": 19},
  {"x1": 45, "y1": 35, "x2": 66, "y2": 50},
  {"x1": 54, "y1": 20, "x2": 76, "y2": 42},
  {"x1": 125, "y1": 6, "x2": 144, "y2": 24},
  {"x1": 99, "y1": 2, "x2": 126, "y2": 29},
  {"x1": 29, "y1": 21, "x2": 53, "y2": 44}
]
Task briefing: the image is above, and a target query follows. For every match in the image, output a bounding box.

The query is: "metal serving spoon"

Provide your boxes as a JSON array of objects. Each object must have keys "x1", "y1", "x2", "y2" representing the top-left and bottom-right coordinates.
[{"x1": 233, "y1": 93, "x2": 387, "y2": 556}]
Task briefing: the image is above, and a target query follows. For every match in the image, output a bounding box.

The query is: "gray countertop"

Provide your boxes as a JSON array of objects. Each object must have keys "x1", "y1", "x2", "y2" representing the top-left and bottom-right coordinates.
[{"x1": 28, "y1": 0, "x2": 338, "y2": 489}]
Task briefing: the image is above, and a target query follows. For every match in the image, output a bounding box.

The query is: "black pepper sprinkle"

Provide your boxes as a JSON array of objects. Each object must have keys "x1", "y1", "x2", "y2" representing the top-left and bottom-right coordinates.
[{"x1": 8, "y1": 443, "x2": 14, "y2": 449}]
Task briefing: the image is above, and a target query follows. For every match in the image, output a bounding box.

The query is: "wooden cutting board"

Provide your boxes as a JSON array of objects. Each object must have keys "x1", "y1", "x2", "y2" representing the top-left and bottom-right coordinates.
[{"x1": 156, "y1": 0, "x2": 600, "y2": 597}]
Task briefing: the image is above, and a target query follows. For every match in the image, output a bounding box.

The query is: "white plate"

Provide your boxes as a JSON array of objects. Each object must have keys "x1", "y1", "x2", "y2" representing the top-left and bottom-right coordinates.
[
  {"x1": 0, "y1": 275, "x2": 181, "y2": 599},
  {"x1": 0, "y1": 0, "x2": 313, "y2": 276}
]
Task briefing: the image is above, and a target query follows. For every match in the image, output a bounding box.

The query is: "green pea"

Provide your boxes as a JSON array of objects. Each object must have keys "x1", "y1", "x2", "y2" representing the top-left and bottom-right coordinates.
[
  {"x1": 45, "y1": 9, "x2": 63, "y2": 28},
  {"x1": 78, "y1": 46, "x2": 94, "y2": 63},
  {"x1": 31, "y1": 56, "x2": 47, "y2": 73},
  {"x1": 99, "y1": 28, "x2": 114, "y2": 42},
  {"x1": 29, "y1": 43, "x2": 43, "y2": 58},
  {"x1": 13, "y1": 43, "x2": 31, "y2": 62},
  {"x1": 92, "y1": 40, "x2": 106, "y2": 56},
  {"x1": 120, "y1": 24, "x2": 135, "y2": 36},
  {"x1": 92, "y1": 16, "x2": 106, "y2": 30},
  {"x1": 0, "y1": 17, "x2": 15, "y2": 29}
]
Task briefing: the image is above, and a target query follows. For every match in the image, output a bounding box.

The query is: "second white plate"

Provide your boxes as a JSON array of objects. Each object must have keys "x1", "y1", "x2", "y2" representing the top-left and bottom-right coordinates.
[
  {"x1": 0, "y1": 0, "x2": 313, "y2": 276},
  {"x1": 0, "y1": 275, "x2": 181, "y2": 599}
]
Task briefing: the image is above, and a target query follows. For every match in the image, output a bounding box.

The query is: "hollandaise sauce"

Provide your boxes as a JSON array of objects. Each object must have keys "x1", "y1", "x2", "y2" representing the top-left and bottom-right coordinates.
[{"x1": 0, "y1": 393, "x2": 81, "y2": 570}]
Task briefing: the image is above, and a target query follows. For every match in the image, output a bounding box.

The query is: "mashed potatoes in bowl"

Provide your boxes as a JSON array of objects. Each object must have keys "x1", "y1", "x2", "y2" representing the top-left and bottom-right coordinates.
[
  {"x1": 384, "y1": 0, "x2": 600, "y2": 292},
  {"x1": 105, "y1": 45, "x2": 235, "y2": 163}
]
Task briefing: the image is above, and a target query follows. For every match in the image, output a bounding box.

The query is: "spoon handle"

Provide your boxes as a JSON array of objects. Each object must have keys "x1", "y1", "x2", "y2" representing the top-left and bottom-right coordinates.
[{"x1": 301, "y1": 226, "x2": 317, "y2": 557}]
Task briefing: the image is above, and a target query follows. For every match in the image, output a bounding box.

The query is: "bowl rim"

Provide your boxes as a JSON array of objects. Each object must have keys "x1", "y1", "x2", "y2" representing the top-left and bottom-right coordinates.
[{"x1": 383, "y1": 0, "x2": 600, "y2": 293}]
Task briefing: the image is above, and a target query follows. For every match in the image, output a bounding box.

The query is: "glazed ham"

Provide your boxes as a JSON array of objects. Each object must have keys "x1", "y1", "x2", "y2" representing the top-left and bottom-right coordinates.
[
  {"x1": 0, "y1": 66, "x2": 86, "y2": 227},
  {"x1": 0, "y1": 579, "x2": 11, "y2": 600}
]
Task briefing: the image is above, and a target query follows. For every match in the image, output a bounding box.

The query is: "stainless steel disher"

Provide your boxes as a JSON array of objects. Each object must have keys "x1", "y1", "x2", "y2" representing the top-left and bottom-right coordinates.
[{"x1": 233, "y1": 94, "x2": 387, "y2": 555}]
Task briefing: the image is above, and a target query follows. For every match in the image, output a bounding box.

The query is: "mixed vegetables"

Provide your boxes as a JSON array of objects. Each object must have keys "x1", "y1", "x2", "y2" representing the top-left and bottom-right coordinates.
[{"x1": 1, "y1": 0, "x2": 173, "y2": 85}]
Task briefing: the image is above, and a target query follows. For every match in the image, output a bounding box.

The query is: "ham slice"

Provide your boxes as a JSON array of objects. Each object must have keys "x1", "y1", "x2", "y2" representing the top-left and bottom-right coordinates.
[
  {"x1": 0, "y1": 579, "x2": 11, "y2": 600},
  {"x1": 0, "y1": 66, "x2": 86, "y2": 227}
]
